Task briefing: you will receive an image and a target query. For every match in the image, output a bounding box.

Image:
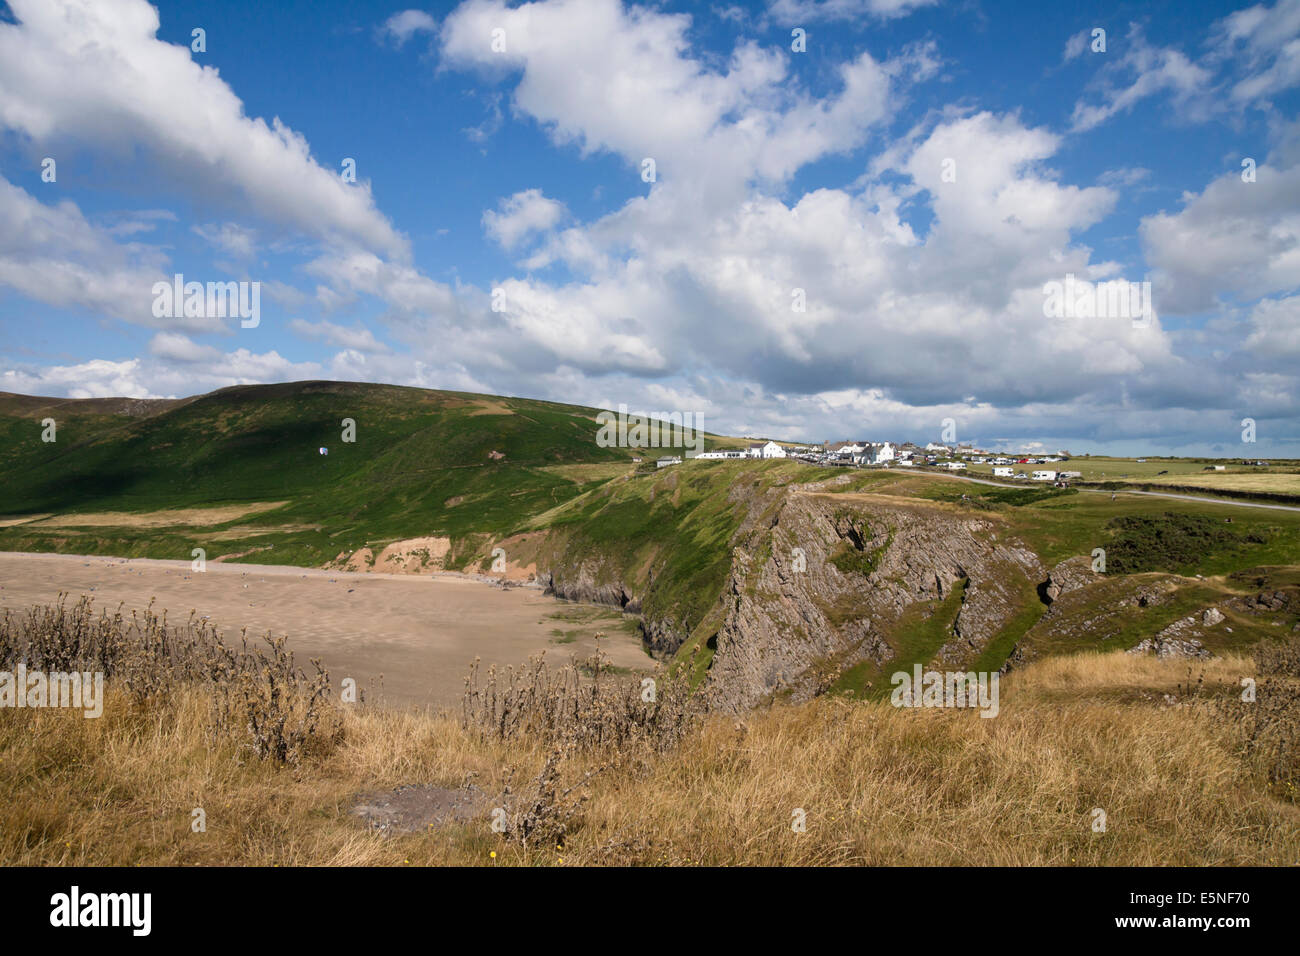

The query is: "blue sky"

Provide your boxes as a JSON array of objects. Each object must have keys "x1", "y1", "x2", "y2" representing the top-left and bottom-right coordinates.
[{"x1": 1, "y1": 0, "x2": 1298, "y2": 455}]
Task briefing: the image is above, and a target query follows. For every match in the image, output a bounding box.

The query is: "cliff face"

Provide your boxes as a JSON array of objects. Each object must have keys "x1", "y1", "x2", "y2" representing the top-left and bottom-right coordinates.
[
  {"x1": 529, "y1": 470, "x2": 1046, "y2": 712},
  {"x1": 702, "y1": 487, "x2": 1044, "y2": 711},
  {"x1": 542, "y1": 562, "x2": 642, "y2": 614},
  {"x1": 539, "y1": 562, "x2": 685, "y2": 656}
]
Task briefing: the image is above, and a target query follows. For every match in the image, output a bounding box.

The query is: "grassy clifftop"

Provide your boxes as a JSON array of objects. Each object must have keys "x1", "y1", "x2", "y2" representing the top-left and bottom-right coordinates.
[{"x1": 508, "y1": 460, "x2": 844, "y2": 667}]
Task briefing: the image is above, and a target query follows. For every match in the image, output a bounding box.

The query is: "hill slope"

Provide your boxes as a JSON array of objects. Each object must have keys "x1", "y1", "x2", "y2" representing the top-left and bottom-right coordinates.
[{"x1": 0, "y1": 381, "x2": 734, "y2": 566}]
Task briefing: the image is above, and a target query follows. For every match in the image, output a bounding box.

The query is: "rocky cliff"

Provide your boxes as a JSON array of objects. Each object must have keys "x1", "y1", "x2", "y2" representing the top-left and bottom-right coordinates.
[
  {"x1": 523, "y1": 468, "x2": 1046, "y2": 711},
  {"x1": 702, "y1": 483, "x2": 1043, "y2": 710}
]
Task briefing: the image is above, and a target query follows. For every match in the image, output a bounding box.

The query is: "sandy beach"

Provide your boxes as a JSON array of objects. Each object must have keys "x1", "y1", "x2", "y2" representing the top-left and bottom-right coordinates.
[{"x1": 0, "y1": 552, "x2": 651, "y2": 711}]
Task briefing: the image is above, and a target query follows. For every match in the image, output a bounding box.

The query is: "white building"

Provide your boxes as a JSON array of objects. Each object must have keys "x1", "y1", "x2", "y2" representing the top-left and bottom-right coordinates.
[
  {"x1": 656, "y1": 456, "x2": 682, "y2": 469},
  {"x1": 826, "y1": 441, "x2": 864, "y2": 457},
  {"x1": 867, "y1": 442, "x2": 895, "y2": 465},
  {"x1": 696, "y1": 450, "x2": 746, "y2": 459},
  {"x1": 748, "y1": 440, "x2": 787, "y2": 459}
]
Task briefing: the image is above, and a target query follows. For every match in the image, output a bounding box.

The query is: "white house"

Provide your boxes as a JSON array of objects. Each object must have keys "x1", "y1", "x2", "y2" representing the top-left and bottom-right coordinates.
[
  {"x1": 826, "y1": 441, "x2": 864, "y2": 457},
  {"x1": 748, "y1": 441, "x2": 786, "y2": 459},
  {"x1": 696, "y1": 450, "x2": 745, "y2": 459},
  {"x1": 925, "y1": 442, "x2": 951, "y2": 453},
  {"x1": 1031, "y1": 470, "x2": 1057, "y2": 481},
  {"x1": 656, "y1": 456, "x2": 682, "y2": 468},
  {"x1": 867, "y1": 442, "x2": 895, "y2": 465},
  {"x1": 992, "y1": 466, "x2": 1013, "y2": 477}
]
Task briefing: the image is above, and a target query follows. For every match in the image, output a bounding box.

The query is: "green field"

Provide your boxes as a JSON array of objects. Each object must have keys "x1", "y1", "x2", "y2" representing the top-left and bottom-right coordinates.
[
  {"x1": 914, "y1": 476, "x2": 1300, "y2": 570},
  {"x1": 960, "y1": 454, "x2": 1300, "y2": 485}
]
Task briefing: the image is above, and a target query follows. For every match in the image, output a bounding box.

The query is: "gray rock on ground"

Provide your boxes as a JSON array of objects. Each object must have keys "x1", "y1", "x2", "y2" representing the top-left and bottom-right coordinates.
[
  {"x1": 1127, "y1": 611, "x2": 1219, "y2": 660},
  {"x1": 351, "y1": 784, "x2": 489, "y2": 835}
]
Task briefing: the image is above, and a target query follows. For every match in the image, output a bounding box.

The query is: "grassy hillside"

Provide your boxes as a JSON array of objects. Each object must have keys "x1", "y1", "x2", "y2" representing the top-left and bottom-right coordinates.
[
  {"x1": 909, "y1": 476, "x2": 1300, "y2": 572},
  {"x1": 4, "y1": 386, "x2": 1298, "y2": 868},
  {"x1": 0, "y1": 381, "x2": 737, "y2": 566}
]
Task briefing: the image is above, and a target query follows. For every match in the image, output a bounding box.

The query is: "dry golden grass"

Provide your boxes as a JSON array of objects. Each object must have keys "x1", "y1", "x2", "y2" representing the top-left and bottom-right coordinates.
[
  {"x1": 1140, "y1": 472, "x2": 1300, "y2": 494},
  {"x1": 0, "y1": 514, "x2": 52, "y2": 527},
  {"x1": 24, "y1": 501, "x2": 288, "y2": 528},
  {"x1": 2, "y1": 642, "x2": 1297, "y2": 866},
  {"x1": 1007, "y1": 648, "x2": 1254, "y2": 700}
]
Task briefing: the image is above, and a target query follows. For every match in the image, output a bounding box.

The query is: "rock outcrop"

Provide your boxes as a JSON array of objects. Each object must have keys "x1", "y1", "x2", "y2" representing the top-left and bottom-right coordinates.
[
  {"x1": 542, "y1": 564, "x2": 643, "y2": 614},
  {"x1": 1127, "y1": 635, "x2": 1213, "y2": 659},
  {"x1": 1127, "y1": 611, "x2": 1220, "y2": 659},
  {"x1": 1042, "y1": 555, "x2": 1098, "y2": 603},
  {"x1": 703, "y1": 490, "x2": 1043, "y2": 711},
  {"x1": 1230, "y1": 588, "x2": 1296, "y2": 614}
]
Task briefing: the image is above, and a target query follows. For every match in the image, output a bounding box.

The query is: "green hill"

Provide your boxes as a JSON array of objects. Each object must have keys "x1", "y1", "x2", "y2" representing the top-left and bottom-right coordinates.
[{"x1": 0, "y1": 381, "x2": 737, "y2": 566}]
